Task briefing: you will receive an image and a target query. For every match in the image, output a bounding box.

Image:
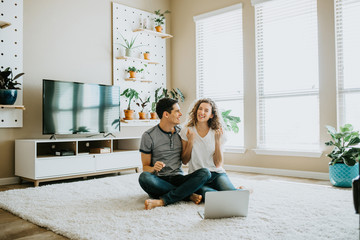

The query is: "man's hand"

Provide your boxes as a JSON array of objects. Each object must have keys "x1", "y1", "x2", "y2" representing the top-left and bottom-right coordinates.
[{"x1": 154, "y1": 161, "x2": 166, "y2": 172}]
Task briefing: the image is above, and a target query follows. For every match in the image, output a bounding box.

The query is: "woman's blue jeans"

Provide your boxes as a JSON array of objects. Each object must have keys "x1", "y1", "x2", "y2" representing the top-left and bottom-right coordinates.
[
  {"x1": 138, "y1": 168, "x2": 211, "y2": 205},
  {"x1": 197, "y1": 172, "x2": 237, "y2": 200}
]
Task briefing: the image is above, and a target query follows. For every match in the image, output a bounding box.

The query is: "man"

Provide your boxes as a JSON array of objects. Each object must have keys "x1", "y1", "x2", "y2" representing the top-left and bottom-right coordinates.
[{"x1": 138, "y1": 98, "x2": 211, "y2": 210}]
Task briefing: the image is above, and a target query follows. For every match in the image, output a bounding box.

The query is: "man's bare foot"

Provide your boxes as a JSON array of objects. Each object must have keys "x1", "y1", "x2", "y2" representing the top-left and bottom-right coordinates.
[
  {"x1": 145, "y1": 199, "x2": 164, "y2": 210},
  {"x1": 189, "y1": 193, "x2": 202, "y2": 204},
  {"x1": 237, "y1": 186, "x2": 253, "y2": 193}
]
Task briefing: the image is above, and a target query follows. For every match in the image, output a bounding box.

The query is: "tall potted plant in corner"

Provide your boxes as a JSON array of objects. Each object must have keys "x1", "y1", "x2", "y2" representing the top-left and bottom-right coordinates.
[
  {"x1": 154, "y1": 9, "x2": 170, "y2": 33},
  {"x1": 0, "y1": 67, "x2": 24, "y2": 105},
  {"x1": 121, "y1": 88, "x2": 139, "y2": 120},
  {"x1": 136, "y1": 96, "x2": 150, "y2": 120},
  {"x1": 325, "y1": 124, "x2": 360, "y2": 187}
]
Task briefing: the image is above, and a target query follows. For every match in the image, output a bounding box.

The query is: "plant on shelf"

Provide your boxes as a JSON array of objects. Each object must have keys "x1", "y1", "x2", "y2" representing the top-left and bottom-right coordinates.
[
  {"x1": 162, "y1": 88, "x2": 185, "y2": 103},
  {"x1": 136, "y1": 96, "x2": 150, "y2": 120},
  {"x1": 150, "y1": 87, "x2": 165, "y2": 119},
  {"x1": 121, "y1": 88, "x2": 139, "y2": 120},
  {"x1": 0, "y1": 67, "x2": 24, "y2": 105},
  {"x1": 126, "y1": 66, "x2": 144, "y2": 79},
  {"x1": 154, "y1": 9, "x2": 170, "y2": 33},
  {"x1": 144, "y1": 51, "x2": 150, "y2": 60},
  {"x1": 325, "y1": 124, "x2": 360, "y2": 187},
  {"x1": 221, "y1": 110, "x2": 241, "y2": 133},
  {"x1": 120, "y1": 34, "x2": 143, "y2": 57}
]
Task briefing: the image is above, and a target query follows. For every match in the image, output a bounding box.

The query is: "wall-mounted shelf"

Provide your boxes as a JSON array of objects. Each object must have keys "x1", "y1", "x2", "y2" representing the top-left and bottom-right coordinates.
[
  {"x1": 125, "y1": 78, "x2": 152, "y2": 83},
  {"x1": 116, "y1": 56, "x2": 159, "y2": 65},
  {"x1": 0, "y1": 20, "x2": 11, "y2": 29},
  {"x1": 121, "y1": 119, "x2": 159, "y2": 126},
  {"x1": 0, "y1": 105, "x2": 25, "y2": 110},
  {"x1": 133, "y1": 28, "x2": 173, "y2": 39}
]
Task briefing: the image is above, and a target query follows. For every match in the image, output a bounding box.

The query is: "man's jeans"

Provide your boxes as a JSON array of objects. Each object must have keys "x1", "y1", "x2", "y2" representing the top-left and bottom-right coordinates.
[
  {"x1": 197, "y1": 172, "x2": 237, "y2": 199},
  {"x1": 138, "y1": 168, "x2": 211, "y2": 205}
]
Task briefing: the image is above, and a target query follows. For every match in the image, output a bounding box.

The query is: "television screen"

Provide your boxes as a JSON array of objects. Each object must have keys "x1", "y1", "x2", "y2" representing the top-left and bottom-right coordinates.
[{"x1": 43, "y1": 79, "x2": 120, "y2": 135}]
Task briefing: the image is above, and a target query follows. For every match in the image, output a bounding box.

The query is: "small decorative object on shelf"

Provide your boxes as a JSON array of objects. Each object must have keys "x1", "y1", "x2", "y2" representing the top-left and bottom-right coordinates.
[
  {"x1": 144, "y1": 51, "x2": 150, "y2": 60},
  {"x1": 121, "y1": 88, "x2": 139, "y2": 120},
  {"x1": 0, "y1": 67, "x2": 24, "y2": 105},
  {"x1": 119, "y1": 34, "x2": 143, "y2": 57},
  {"x1": 325, "y1": 124, "x2": 360, "y2": 187},
  {"x1": 136, "y1": 96, "x2": 150, "y2": 120},
  {"x1": 126, "y1": 66, "x2": 144, "y2": 79},
  {"x1": 154, "y1": 9, "x2": 170, "y2": 33}
]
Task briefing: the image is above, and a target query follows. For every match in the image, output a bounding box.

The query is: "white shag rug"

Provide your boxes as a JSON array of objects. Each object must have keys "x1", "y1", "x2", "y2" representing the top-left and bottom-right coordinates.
[{"x1": 0, "y1": 173, "x2": 358, "y2": 240}]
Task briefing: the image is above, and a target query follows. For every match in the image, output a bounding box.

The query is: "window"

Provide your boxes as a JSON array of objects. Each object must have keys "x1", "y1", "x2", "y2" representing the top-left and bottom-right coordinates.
[
  {"x1": 252, "y1": 0, "x2": 320, "y2": 151},
  {"x1": 194, "y1": 4, "x2": 244, "y2": 149},
  {"x1": 335, "y1": 0, "x2": 360, "y2": 131}
]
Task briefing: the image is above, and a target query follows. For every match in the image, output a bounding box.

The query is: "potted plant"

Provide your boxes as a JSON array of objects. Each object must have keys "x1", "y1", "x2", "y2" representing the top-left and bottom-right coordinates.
[
  {"x1": 0, "y1": 67, "x2": 24, "y2": 105},
  {"x1": 150, "y1": 87, "x2": 164, "y2": 119},
  {"x1": 126, "y1": 66, "x2": 144, "y2": 79},
  {"x1": 121, "y1": 88, "x2": 139, "y2": 120},
  {"x1": 136, "y1": 96, "x2": 150, "y2": 120},
  {"x1": 119, "y1": 34, "x2": 142, "y2": 57},
  {"x1": 221, "y1": 110, "x2": 241, "y2": 133},
  {"x1": 154, "y1": 9, "x2": 170, "y2": 33},
  {"x1": 162, "y1": 88, "x2": 185, "y2": 103},
  {"x1": 144, "y1": 51, "x2": 150, "y2": 60},
  {"x1": 325, "y1": 124, "x2": 360, "y2": 187}
]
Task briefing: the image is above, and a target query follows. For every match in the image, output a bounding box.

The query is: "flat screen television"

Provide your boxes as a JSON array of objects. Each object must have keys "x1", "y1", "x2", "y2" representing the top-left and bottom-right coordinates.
[{"x1": 43, "y1": 79, "x2": 120, "y2": 135}]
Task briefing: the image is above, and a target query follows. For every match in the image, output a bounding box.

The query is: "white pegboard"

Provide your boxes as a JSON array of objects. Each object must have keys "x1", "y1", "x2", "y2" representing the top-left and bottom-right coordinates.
[
  {"x1": 112, "y1": 3, "x2": 168, "y2": 118},
  {"x1": 0, "y1": 0, "x2": 23, "y2": 128}
]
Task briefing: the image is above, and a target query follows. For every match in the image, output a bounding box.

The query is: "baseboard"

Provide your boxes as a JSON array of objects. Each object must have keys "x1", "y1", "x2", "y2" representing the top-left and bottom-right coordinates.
[
  {"x1": 0, "y1": 177, "x2": 20, "y2": 186},
  {"x1": 224, "y1": 165, "x2": 329, "y2": 180}
]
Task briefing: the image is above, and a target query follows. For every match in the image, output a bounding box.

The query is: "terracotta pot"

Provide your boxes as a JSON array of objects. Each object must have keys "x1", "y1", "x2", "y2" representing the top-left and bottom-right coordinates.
[
  {"x1": 124, "y1": 109, "x2": 134, "y2": 120},
  {"x1": 144, "y1": 52, "x2": 150, "y2": 60},
  {"x1": 138, "y1": 112, "x2": 146, "y2": 120},
  {"x1": 155, "y1": 25, "x2": 162, "y2": 33},
  {"x1": 129, "y1": 71, "x2": 136, "y2": 78},
  {"x1": 150, "y1": 112, "x2": 157, "y2": 119}
]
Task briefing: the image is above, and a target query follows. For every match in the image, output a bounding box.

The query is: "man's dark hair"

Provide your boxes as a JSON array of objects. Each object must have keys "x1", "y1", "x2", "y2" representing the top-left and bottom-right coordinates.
[{"x1": 156, "y1": 98, "x2": 178, "y2": 119}]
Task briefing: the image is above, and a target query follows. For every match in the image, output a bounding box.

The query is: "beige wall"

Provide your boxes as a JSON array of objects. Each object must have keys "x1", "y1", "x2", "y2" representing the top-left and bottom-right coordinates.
[
  {"x1": 0, "y1": 0, "x2": 170, "y2": 178},
  {"x1": 0, "y1": 0, "x2": 337, "y2": 179},
  {"x1": 170, "y1": 0, "x2": 336, "y2": 173}
]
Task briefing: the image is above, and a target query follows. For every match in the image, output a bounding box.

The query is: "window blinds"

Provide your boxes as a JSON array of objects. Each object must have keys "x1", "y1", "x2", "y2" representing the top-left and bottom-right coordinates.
[
  {"x1": 194, "y1": 4, "x2": 243, "y2": 101},
  {"x1": 194, "y1": 4, "x2": 244, "y2": 148},
  {"x1": 335, "y1": 0, "x2": 360, "y2": 131},
  {"x1": 253, "y1": 0, "x2": 320, "y2": 150}
]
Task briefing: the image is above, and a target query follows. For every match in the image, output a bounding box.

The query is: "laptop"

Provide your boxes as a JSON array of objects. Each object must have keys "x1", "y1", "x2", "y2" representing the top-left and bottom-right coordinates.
[{"x1": 198, "y1": 190, "x2": 250, "y2": 219}]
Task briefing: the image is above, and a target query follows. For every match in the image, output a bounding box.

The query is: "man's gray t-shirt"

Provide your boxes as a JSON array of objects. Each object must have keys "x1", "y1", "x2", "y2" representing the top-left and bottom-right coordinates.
[{"x1": 139, "y1": 124, "x2": 183, "y2": 176}]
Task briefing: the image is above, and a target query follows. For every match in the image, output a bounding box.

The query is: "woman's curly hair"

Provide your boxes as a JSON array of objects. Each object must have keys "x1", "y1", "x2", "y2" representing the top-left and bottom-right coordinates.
[{"x1": 186, "y1": 98, "x2": 222, "y2": 130}]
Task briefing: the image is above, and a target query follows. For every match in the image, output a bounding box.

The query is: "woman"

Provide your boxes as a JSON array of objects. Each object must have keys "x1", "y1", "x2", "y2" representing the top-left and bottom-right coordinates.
[{"x1": 180, "y1": 98, "x2": 244, "y2": 199}]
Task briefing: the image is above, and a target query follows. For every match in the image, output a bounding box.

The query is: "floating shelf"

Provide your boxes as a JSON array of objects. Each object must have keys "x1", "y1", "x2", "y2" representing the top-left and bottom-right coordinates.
[
  {"x1": 133, "y1": 28, "x2": 173, "y2": 39},
  {"x1": 116, "y1": 56, "x2": 159, "y2": 64},
  {"x1": 125, "y1": 78, "x2": 152, "y2": 83},
  {"x1": 0, "y1": 20, "x2": 11, "y2": 29},
  {"x1": 0, "y1": 105, "x2": 25, "y2": 110},
  {"x1": 120, "y1": 119, "x2": 159, "y2": 126}
]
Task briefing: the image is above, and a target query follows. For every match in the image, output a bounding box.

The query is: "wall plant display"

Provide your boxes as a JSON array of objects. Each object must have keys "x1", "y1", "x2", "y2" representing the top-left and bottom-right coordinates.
[
  {"x1": 154, "y1": 9, "x2": 170, "y2": 33},
  {"x1": 126, "y1": 66, "x2": 144, "y2": 79},
  {"x1": 119, "y1": 34, "x2": 143, "y2": 57},
  {"x1": 112, "y1": 3, "x2": 170, "y2": 123},
  {"x1": 325, "y1": 124, "x2": 360, "y2": 187},
  {"x1": 136, "y1": 96, "x2": 150, "y2": 119}
]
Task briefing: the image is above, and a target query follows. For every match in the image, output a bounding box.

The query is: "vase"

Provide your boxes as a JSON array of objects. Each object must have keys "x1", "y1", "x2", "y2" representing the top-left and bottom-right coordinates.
[
  {"x1": 0, "y1": 89, "x2": 18, "y2": 105},
  {"x1": 329, "y1": 162, "x2": 359, "y2": 188}
]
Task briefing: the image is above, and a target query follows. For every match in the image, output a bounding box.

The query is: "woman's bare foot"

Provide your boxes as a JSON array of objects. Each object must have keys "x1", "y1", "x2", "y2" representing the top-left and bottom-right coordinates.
[
  {"x1": 145, "y1": 199, "x2": 164, "y2": 210},
  {"x1": 189, "y1": 193, "x2": 202, "y2": 204},
  {"x1": 237, "y1": 186, "x2": 253, "y2": 193}
]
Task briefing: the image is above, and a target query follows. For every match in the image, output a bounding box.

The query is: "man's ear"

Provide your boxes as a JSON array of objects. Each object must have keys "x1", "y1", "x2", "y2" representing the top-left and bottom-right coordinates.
[{"x1": 163, "y1": 111, "x2": 169, "y2": 118}]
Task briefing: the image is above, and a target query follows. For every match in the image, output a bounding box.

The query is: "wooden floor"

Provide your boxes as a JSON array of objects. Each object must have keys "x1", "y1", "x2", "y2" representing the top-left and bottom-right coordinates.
[{"x1": 0, "y1": 171, "x2": 331, "y2": 240}]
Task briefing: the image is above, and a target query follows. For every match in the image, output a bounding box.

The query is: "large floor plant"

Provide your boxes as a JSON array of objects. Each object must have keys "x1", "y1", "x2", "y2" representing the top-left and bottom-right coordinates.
[{"x1": 325, "y1": 124, "x2": 360, "y2": 187}]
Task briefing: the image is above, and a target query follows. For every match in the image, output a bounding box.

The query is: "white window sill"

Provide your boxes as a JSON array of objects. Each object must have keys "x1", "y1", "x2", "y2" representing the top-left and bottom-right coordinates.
[
  {"x1": 252, "y1": 148, "x2": 322, "y2": 158},
  {"x1": 224, "y1": 147, "x2": 246, "y2": 154}
]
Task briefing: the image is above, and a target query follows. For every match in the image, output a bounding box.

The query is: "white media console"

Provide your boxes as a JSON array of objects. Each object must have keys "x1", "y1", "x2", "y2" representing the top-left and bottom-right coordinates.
[{"x1": 15, "y1": 137, "x2": 141, "y2": 187}]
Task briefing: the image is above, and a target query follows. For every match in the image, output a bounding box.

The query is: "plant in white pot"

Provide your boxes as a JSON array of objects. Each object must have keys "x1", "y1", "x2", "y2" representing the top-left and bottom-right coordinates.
[
  {"x1": 119, "y1": 34, "x2": 142, "y2": 57},
  {"x1": 325, "y1": 124, "x2": 360, "y2": 187},
  {"x1": 0, "y1": 67, "x2": 24, "y2": 105}
]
